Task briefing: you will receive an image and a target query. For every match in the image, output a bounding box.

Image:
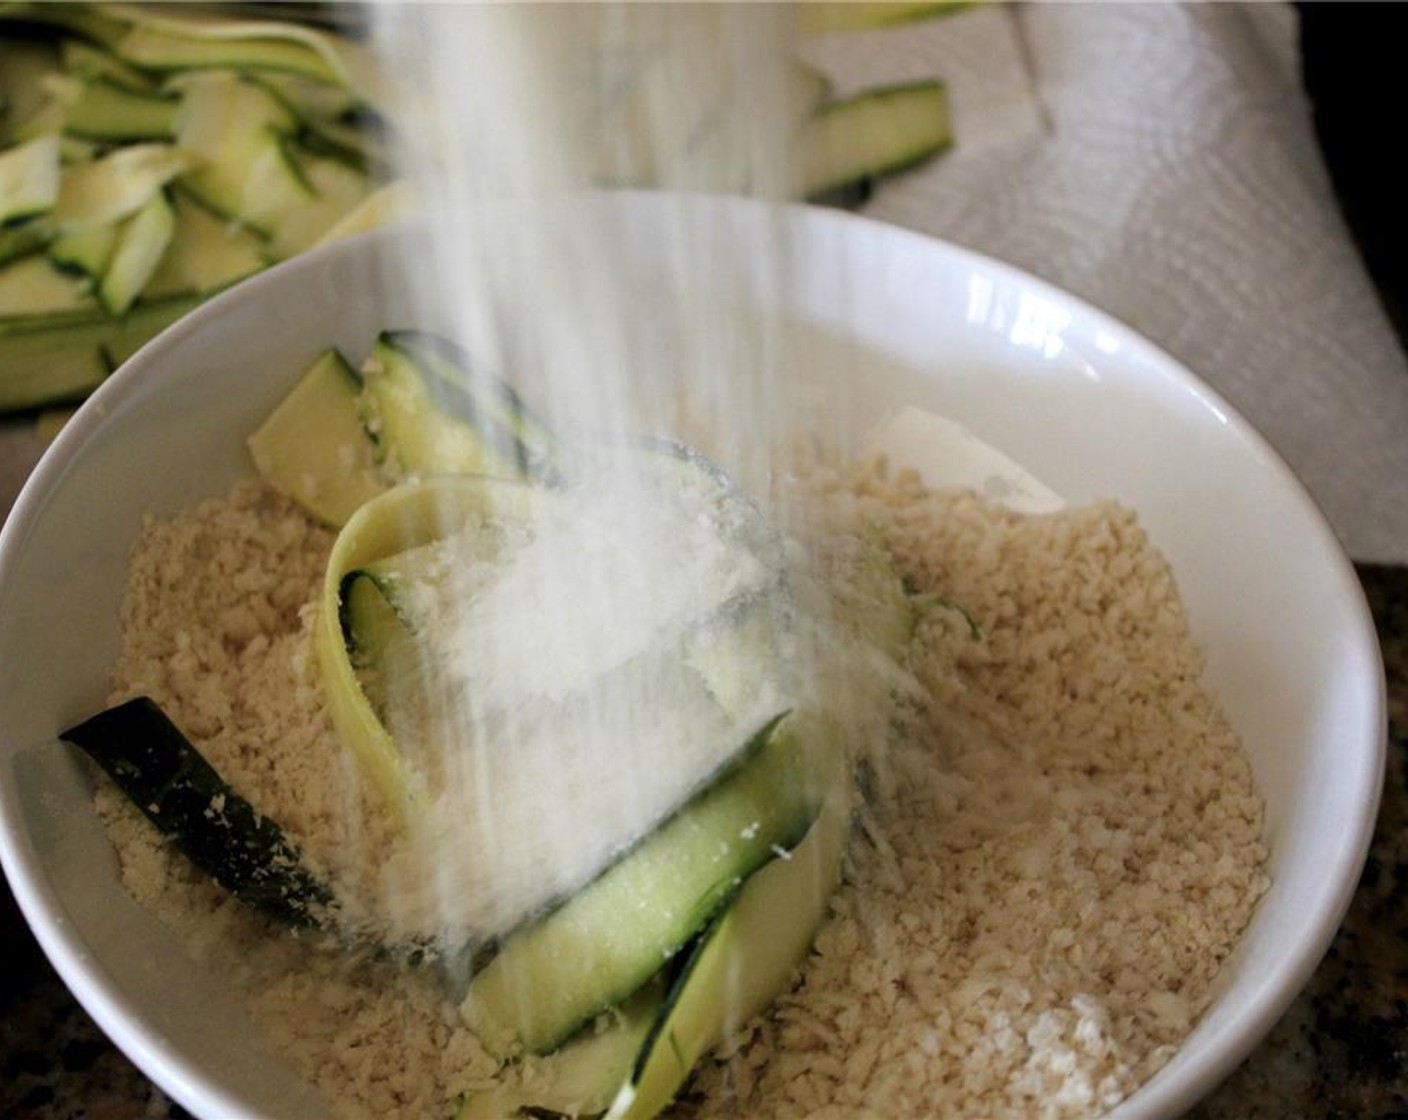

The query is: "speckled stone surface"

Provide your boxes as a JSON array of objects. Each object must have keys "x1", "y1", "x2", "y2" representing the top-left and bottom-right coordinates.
[
  {"x1": 1185, "y1": 564, "x2": 1408, "y2": 1120},
  {"x1": 1, "y1": 564, "x2": 1404, "y2": 1119}
]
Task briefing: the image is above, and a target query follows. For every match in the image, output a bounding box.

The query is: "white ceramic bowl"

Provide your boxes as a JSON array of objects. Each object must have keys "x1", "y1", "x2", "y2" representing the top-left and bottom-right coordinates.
[{"x1": 0, "y1": 199, "x2": 1385, "y2": 1120}]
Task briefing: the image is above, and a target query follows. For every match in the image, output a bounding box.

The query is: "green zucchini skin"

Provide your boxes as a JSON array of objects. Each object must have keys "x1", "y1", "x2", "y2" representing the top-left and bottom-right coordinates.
[
  {"x1": 455, "y1": 979, "x2": 668, "y2": 1120},
  {"x1": 64, "y1": 76, "x2": 180, "y2": 141},
  {"x1": 96, "y1": 188, "x2": 175, "y2": 316},
  {"x1": 0, "y1": 133, "x2": 60, "y2": 226},
  {"x1": 385, "y1": 330, "x2": 546, "y2": 447},
  {"x1": 0, "y1": 290, "x2": 202, "y2": 413},
  {"x1": 459, "y1": 710, "x2": 818, "y2": 1059},
  {"x1": 0, "y1": 221, "x2": 54, "y2": 268},
  {"x1": 798, "y1": 0, "x2": 971, "y2": 35},
  {"x1": 61, "y1": 696, "x2": 337, "y2": 930},
  {"x1": 116, "y1": 24, "x2": 347, "y2": 87},
  {"x1": 798, "y1": 80, "x2": 953, "y2": 201},
  {"x1": 606, "y1": 765, "x2": 851, "y2": 1120},
  {"x1": 340, "y1": 569, "x2": 411, "y2": 664},
  {"x1": 48, "y1": 223, "x2": 119, "y2": 281},
  {"x1": 369, "y1": 330, "x2": 563, "y2": 488}
]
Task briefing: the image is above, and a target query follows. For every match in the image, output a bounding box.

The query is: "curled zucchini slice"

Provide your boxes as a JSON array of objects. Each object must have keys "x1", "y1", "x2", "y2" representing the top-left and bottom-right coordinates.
[
  {"x1": 458, "y1": 711, "x2": 819, "y2": 1058},
  {"x1": 607, "y1": 748, "x2": 850, "y2": 1120},
  {"x1": 313, "y1": 474, "x2": 550, "y2": 821}
]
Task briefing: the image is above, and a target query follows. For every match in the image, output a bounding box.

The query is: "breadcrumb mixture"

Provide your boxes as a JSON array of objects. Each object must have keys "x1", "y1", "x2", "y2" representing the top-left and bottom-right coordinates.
[
  {"x1": 96, "y1": 482, "x2": 498, "y2": 1118},
  {"x1": 674, "y1": 459, "x2": 1269, "y2": 1118},
  {"x1": 95, "y1": 466, "x2": 1268, "y2": 1120}
]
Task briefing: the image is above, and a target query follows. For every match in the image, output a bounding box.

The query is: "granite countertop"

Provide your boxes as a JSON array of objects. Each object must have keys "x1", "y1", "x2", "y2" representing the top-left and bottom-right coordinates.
[{"x1": 1, "y1": 563, "x2": 1404, "y2": 1120}]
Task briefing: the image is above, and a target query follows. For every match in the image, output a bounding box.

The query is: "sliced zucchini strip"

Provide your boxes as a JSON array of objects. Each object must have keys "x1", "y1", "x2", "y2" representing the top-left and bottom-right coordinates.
[
  {"x1": 114, "y1": 24, "x2": 348, "y2": 87},
  {"x1": 48, "y1": 221, "x2": 118, "y2": 280},
  {"x1": 460, "y1": 757, "x2": 848, "y2": 1120},
  {"x1": 61, "y1": 696, "x2": 337, "y2": 930},
  {"x1": 456, "y1": 980, "x2": 667, "y2": 1120},
  {"x1": 263, "y1": 149, "x2": 371, "y2": 260},
  {"x1": 258, "y1": 71, "x2": 363, "y2": 120},
  {"x1": 1, "y1": 39, "x2": 66, "y2": 142},
  {"x1": 97, "y1": 189, "x2": 174, "y2": 316},
  {"x1": 314, "y1": 476, "x2": 550, "y2": 820},
  {"x1": 170, "y1": 71, "x2": 307, "y2": 234},
  {"x1": 325, "y1": 467, "x2": 794, "y2": 954},
  {"x1": 797, "y1": 1, "x2": 972, "y2": 35},
  {"x1": 357, "y1": 332, "x2": 556, "y2": 485},
  {"x1": 64, "y1": 75, "x2": 178, "y2": 141},
  {"x1": 110, "y1": 4, "x2": 361, "y2": 86},
  {"x1": 0, "y1": 253, "x2": 95, "y2": 323},
  {"x1": 247, "y1": 330, "x2": 561, "y2": 526},
  {"x1": 0, "y1": 291, "x2": 202, "y2": 411},
  {"x1": 59, "y1": 37, "x2": 158, "y2": 92},
  {"x1": 312, "y1": 178, "x2": 417, "y2": 249},
  {"x1": 798, "y1": 80, "x2": 953, "y2": 200},
  {"x1": 247, "y1": 348, "x2": 388, "y2": 527},
  {"x1": 338, "y1": 569, "x2": 422, "y2": 721},
  {"x1": 300, "y1": 113, "x2": 391, "y2": 178},
  {"x1": 459, "y1": 711, "x2": 819, "y2": 1058},
  {"x1": 389, "y1": 331, "x2": 559, "y2": 480},
  {"x1": 49, "y1": 141, "x2": 191, "y2": 231},
  {"x1": 0, "y1": 221, "x2": 53, "y2": 268},
  {"x1": 0, "y1": 132, "x2": 60, "y2": 225},
  {"x1": 606, "y1": 756, "x2": 851, "y2": 1120},
  {"x1": 142, "y1": 189, "x2": 267, "y2": 298}
]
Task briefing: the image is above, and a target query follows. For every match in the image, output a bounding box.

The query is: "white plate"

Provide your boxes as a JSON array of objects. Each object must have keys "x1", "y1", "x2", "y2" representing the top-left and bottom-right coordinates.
[{"x1": 0, "y1": 198, "x2": 1385, "y2": 1120}]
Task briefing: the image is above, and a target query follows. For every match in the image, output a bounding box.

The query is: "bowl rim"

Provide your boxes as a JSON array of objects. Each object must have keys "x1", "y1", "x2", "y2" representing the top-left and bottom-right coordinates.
[{"x1": 0, "y1": 196, "x2": 1388, "y2": 1120}]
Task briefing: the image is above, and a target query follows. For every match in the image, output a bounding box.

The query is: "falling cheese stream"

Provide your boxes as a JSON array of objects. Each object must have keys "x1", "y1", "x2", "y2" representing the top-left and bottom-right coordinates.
[{"x1": 355, "y1": 3, "x2": 831, "y2": 947}]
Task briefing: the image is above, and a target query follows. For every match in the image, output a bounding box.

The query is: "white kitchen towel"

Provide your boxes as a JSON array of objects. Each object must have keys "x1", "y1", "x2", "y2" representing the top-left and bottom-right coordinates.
[{"x1": 806, "y1": 2, "x2": 1408, "y2": 564}]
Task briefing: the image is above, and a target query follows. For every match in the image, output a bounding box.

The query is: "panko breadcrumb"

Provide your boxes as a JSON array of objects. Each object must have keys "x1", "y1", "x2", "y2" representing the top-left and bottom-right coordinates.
[
  {"x1": 95, "y1": 481, "x2": 498, "y2": 1118},
  {"x1": 95, "y1": 463, "x2": 1268, "y2": 1120}
]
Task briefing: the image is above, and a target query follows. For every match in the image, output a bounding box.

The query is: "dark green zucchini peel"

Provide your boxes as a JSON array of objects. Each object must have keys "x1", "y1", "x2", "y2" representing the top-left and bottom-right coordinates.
[{"x1": 62, "y1": 696, "x2": 338, "y2": 931}]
